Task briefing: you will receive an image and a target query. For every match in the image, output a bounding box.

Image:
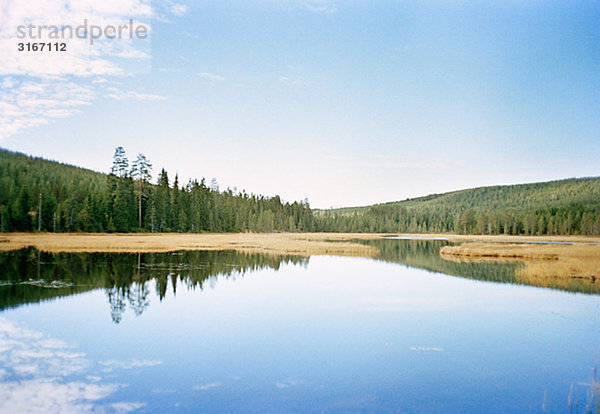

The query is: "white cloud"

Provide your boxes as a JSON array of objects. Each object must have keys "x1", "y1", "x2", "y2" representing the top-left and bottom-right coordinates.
[
  {"x1": 104, "y1": 89, "x2": 166, "y2": 101},
  {"x1": 275, "y1": 379, "x2": 300, "y2": 389},
  {"x1": 198, "y1": 72, "x2": 225, "y2": 81},
  {"x1": 170, "y1": 4, "x2": 189, "y2": 16},
  {"x1": 46, "y1": 108, "x2": 80, "y2": 118},
  {"x1": 409, "y1": 347, "x2": 444, "y2": 352},
  {"x1": 111, "y1": 402, "x2": 148, "y2": 413},
  {"x1": 194, "y1": 381, "x2": 221, "y2": 391},
  {"x1": 278, "y1": 76, "x2": 307, "y2": 87},
  {"x1": 1, "y1": 77, "x2": 17, "y2": 89},
  {"x1": 99, "y1": 359, "x2": 163, "y2": 371},
  {"x1": 305, "y1": 0, "x2": 338, "y2": 14},
  {"x1": 0, "y1": 0, "x2": 167, "y2": 140},
  {"x1": 0, "y1": 80, "x2": 94, "y2": 139},
  {"x1": 113, "y1": 49, "x2": 151, "y2": 59}
]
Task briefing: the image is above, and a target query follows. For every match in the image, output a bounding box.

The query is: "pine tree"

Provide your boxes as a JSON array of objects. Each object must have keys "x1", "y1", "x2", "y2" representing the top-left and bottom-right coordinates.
[
  {"x1": 111, "y1": 146, "x2": 129, "y2": 178},
  {"x1": 130, "y1": 153, "x2": 152, "y2": 229}
]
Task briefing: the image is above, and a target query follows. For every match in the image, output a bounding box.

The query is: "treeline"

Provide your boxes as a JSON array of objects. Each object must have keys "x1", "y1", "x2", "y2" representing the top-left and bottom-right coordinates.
[
  {"x1": 0, "y1": 148, "x2": 314, "y2": 233},
  {"x1": 318, "y1": 178, "x2": 600, "y2": 236},
  {"x1": 318, "y1": 203, "x2": 600, "y2": 235},
  {"x1": 2, "y1": 147, "x2": 599, "y2": 236}
]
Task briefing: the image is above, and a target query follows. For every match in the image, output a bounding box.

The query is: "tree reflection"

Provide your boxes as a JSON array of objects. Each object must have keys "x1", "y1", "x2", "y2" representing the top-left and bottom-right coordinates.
[
  {"x1": 2, "y1": 240, "x2": 600, "y2": 324},
  {"x1": 128, "y1": 282, "x2": 150, "y2": 317},
  {"x1": 0, "y1": 248, "x2": 308, "y2": 322},
  {"x1": 107, "y1": 286, "x2": 127, "y2": 324}
]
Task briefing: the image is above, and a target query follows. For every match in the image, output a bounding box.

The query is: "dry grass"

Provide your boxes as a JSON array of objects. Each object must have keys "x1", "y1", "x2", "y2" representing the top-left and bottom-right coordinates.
[
  {"x1": 0, "y1": 232, "x2": 384, "y2": 257},
  {"x1": 400, "y1": 233, "x2": 600, "y2": 244},
  {"x1": 440, "y1": 242, "x2": 600, "y2": 280},
  {"x1": 3, "y1": 232, "x2": 599, "y2": 280}
]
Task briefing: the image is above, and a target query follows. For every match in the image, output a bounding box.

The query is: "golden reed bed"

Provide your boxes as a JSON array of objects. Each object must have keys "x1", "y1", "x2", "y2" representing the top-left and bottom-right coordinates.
[
  {"x1": 2, "y1": 232, "x2": 599, "y2": 281},
  {"x1": 440, "y1": 241, "x2": 600, "y2": 280},
  {"x1": 0, "y1": 232, "x2": 385, "y2": 257}
]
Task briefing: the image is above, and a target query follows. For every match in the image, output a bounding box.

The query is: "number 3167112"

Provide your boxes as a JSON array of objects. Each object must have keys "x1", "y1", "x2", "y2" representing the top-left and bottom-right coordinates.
[{"x1": 18, "y1": 42, "x2": 67, "y2": 52}]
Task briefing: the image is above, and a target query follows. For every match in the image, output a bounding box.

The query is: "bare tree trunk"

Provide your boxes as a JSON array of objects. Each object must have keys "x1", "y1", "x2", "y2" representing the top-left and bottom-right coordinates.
[
  {"x1": 38, "y1": 193, "x2": 42, "y2": 232},
  {"x1": 138, "y1": 192, "x2": 142, "y2": 228}
]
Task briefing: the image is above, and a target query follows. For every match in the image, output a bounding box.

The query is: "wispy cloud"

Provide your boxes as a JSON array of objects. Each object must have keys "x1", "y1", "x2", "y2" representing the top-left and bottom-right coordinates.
[
  {"x1": 194, "y1": 381, "x2": 222, "y2": 391},
  {"x1": 170, "y1": 4, "x2": 189, "y2": 16},
  {"x1": 409, "y1": 346, "x2": 444, "y2": 352},
  {"x1": 0, "y1": 0, "x2": 152, "y2": 79},
  {"x1": 278, "y1": 76, "x2": 307, "y2": 87},
  {"x1": 0, "y1": 80, "x2": 94, "y2": 139},
  {"x1": 111, "y1": 402, "x2": 148, "y2": 413},
  {"x1": 0, "y1": 0, "x2": 170, "y2": 140},
  {"x1": 104, "y1": 88, "x2": 166, "y2": 101},
  {"x1": 305, "y1": 0, "x2": 338, "y2": 14},
  {"x1": 99, "y1": 359, "x2": 163, "y2": 371},
  {"x1": 198, "y1": 72, "x2": 226, "y2": 81},
  {"x1": 275, "y1": 378, "x2": 301, "y2": 389}
]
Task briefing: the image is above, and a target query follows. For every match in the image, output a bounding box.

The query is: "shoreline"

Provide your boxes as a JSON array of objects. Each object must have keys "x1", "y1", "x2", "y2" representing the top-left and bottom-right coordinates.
[
  {"x1": 1, "y1": 232, "x2": 599, "y2": 255},
  {"x1": 1, "y1": 232, "x2": 599, "y2": 280},
  {"x1": 440, "y1": 241, "x2": 600, "y2": 280},
  {"x1": 0, "y1": 232, "x2": 386, "y2": 257}
]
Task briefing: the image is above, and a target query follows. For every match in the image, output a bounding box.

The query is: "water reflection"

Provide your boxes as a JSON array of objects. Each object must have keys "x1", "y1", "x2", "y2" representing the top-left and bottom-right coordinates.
[
  {"x1": 0, "y1": 318, "x2": 147, "y2": 413},
  {"x1": 1, "y1": 242, "x2": 599, "y2": 413},
  {"x1": 0, "y1": 249, "x2": 308, "y2": 322},
  {"x1": 363, "y1": 238, "x2": 600, "y2": 294},
  {"x1": 1, "y1": 240, "x2": 599, "y2": 323}
]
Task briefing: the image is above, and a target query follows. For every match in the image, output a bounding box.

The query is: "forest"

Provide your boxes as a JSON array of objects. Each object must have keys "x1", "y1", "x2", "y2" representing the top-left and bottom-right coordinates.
[
  {"x1": 0, "y1": 148, "x2": 314, "y2": 233},
  {"x1": 318, "y1": 178, "x2": 600, "y2": 235},
  {"x1": 1, "y1": 147, "x2": 599, "y2": 235}
]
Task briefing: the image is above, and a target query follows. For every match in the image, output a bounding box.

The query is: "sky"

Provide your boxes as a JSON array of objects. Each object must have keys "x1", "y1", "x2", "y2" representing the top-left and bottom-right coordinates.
[{"x1": 0, "y1": 0, "x2": 598, "y2": 208}]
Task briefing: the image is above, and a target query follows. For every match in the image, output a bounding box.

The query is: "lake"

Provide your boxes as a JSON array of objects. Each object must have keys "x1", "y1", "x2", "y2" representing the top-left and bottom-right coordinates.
[{"x1": 1, "y1": 239, "x2": 599, "y2": 413}]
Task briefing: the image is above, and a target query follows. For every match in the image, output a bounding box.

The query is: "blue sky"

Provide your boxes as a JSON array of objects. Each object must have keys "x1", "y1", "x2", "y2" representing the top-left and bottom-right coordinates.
[{"x1": 1, "y1": 0, "x2": 598, "y2": 208}]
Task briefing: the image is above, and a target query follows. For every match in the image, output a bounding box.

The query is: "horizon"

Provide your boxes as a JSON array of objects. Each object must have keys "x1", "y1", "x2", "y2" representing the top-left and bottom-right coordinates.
[
  {"x1": 1, "y1": 1, "x2": 599, "y2": 208},
  {"x1": 2, "y1": 146, "x2": 598, "y2": 210}
]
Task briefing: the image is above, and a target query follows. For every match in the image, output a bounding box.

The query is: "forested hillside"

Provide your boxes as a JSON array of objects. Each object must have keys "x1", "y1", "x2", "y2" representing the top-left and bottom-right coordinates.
[
  {"x1": 0, "y1": 148, "x2": 314, "y2": 233},
  {"x1": 318, "y1": 179, "x2": 600, "y2": 235},
  {"x1": 1, "y1": 147, "x2": 598, "y2": 236}
]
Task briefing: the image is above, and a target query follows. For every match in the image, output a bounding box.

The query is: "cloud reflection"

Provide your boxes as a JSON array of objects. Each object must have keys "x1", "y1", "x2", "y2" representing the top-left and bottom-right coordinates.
[
  {"x1": 194, "y1": 381, "x2": 221, "y2": 391},
  {"x1": 0, "y1": 318, "x2": 146, "y2": 413}
]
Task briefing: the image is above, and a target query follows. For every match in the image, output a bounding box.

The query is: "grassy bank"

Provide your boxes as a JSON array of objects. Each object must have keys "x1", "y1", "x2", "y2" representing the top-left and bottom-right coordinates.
[
  {"x1": 2, "y1": 232, "x2": 599, "y2": 280},
  {"x1": 440, "y1": 241, "x2": 600, "y2": 281},
  {"x1": 0, "y1": 232, "x2": 384, "y2": 257}
]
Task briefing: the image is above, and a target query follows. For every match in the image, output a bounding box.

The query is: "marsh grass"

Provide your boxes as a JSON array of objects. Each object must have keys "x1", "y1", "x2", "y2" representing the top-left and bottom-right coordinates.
[
  {"x1": 566, "y1": 358, "x2": 600, "y2": 414},
  {"x1": 0, "y1": 232, "x2": 383, "y2": 257},
  {"x1": 441, "y1": 242, "x2": 600, "y2": 281}
]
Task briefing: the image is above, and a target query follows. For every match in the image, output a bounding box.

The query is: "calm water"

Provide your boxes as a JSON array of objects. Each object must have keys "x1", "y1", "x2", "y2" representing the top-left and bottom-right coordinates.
[{"x1": 1, "y1": 240, "x2": 600, "y2": 413}]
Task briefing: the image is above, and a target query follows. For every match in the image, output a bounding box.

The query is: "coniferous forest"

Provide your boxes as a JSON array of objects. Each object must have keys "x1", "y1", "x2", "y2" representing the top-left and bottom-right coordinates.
[
  {"x1": 0, "y1": 148, "x2": 314, "y2": 233},
  {"x1": 1, "y1": 147, "x2": 599, "y2": 235}
]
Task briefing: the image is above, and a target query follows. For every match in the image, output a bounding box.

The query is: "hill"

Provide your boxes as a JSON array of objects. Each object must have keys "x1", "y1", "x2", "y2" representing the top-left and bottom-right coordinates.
[
  {"x1": 317, "y1": 178, "x2": 600, "y2": 235},
  {"x1": 1, "y1": 147, "x2": 598, "y2": 236}
]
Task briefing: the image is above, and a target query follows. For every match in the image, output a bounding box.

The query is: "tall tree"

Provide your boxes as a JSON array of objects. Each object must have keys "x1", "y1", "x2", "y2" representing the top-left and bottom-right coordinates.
[
  {"x1": 130, "y1": 154, "x2": 153, "y2": 229},
  {"x1": 111, "y1": 146, "x2": 129, "y2": 178},
  {"x1": 155, "y1": 169, "x2": 170, "y2": 231}
]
